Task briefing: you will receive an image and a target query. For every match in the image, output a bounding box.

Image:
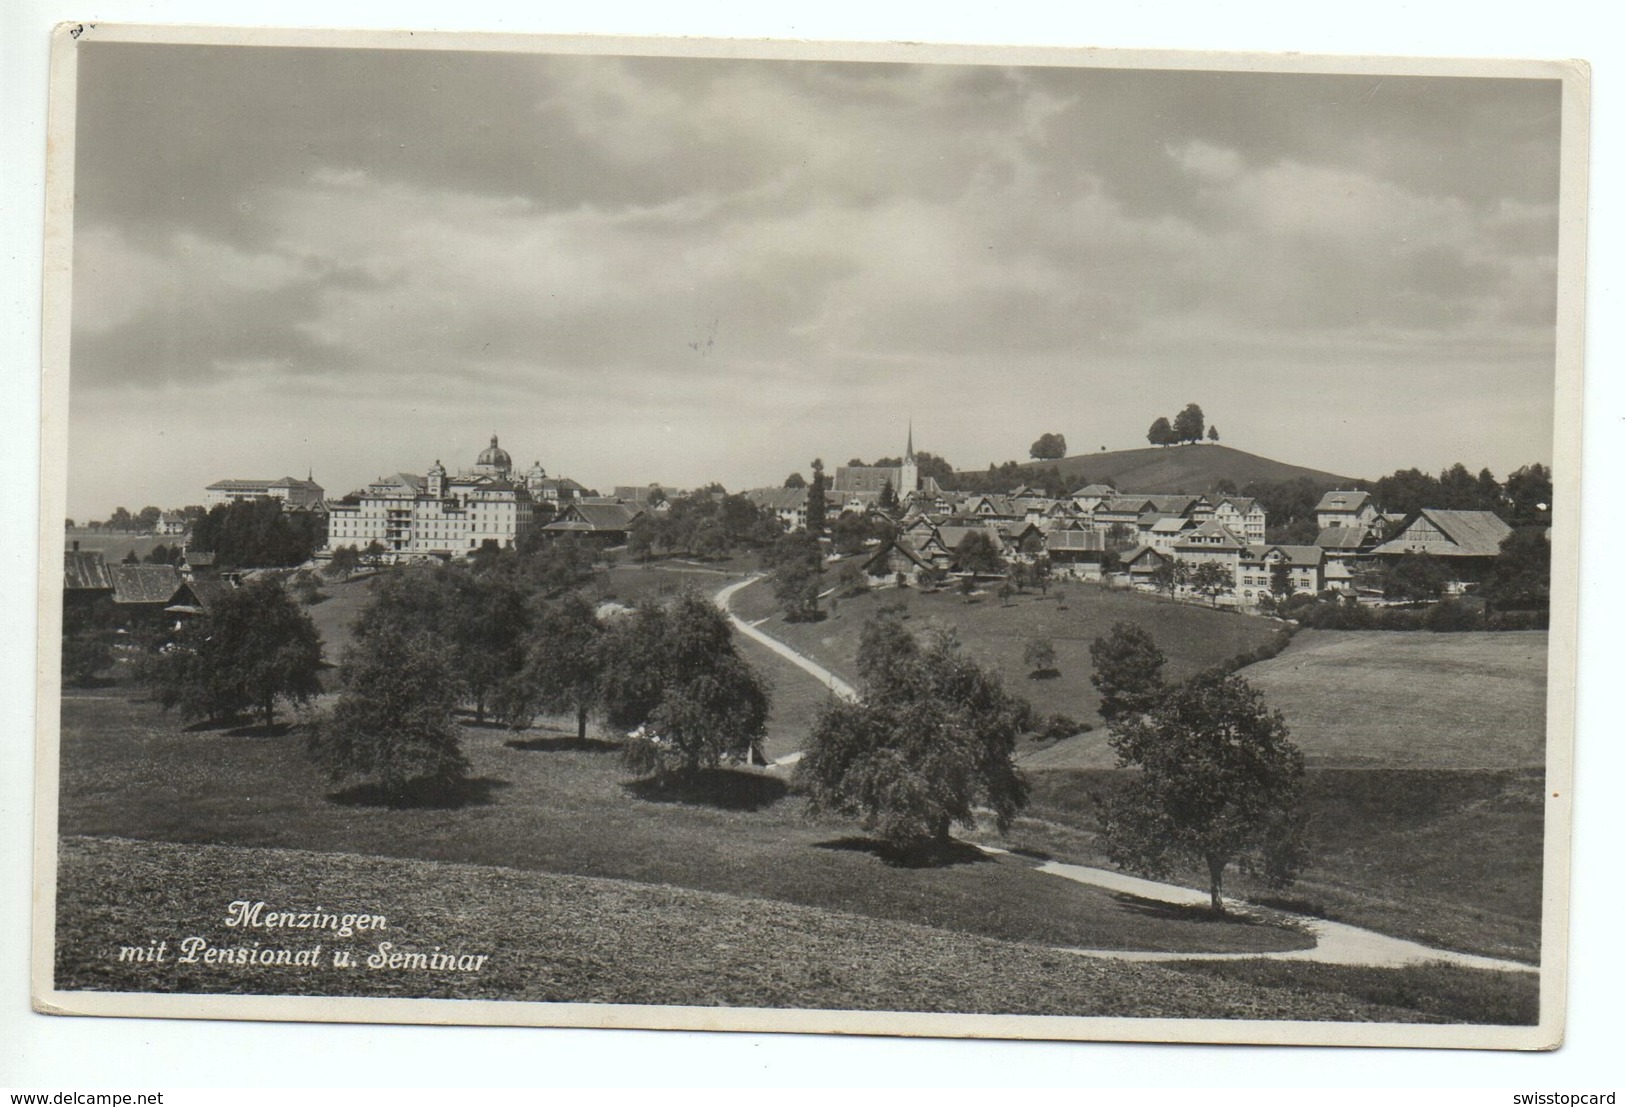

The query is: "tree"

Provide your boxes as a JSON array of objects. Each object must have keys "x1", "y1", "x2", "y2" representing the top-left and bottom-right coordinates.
[
  {"x1": 1482, "y1": 528, "x2": 1551, "y2": 612},
  {"x1": 1383, "y1": 552, "x2": 1450, "y2": 603},
  {"x1": 1148, "y1": 557, "x2": 1191, "y2": 600},
  {"x1": 954, "y1": 529, "x2": 1005, "y2": 577},
  {"x1": 306, "y1": 624, "x2": 468, "y2": 801},
  {"x1": 783, "y1": 471, "x2": 807, "y2": 490},
  {"x1": 877, "y1": 478, "x2": 899, "y2": 514},
  {"x1": 602, "y1": 593, "x2": 770, "y2": 779},
  {"x1": 767, "y1": 531, "x2": 823, "y2": 621},
  {"x1": 806, "y1": 458, "x2": 828, "y2": 539},
  {"x1": 1101, "y1": 671, "x2": 1308, "y2": 914},
  {"x1": 796, "y1": 614, "x2": 1030, "y2": 850},
  {"x1": 353, "y1": 564, "x2": 530, "y2": 724},
  {"x1": 327, "y1": 545, "x2": 361, "y2": 579},
  {"x1": 61, "y1": 620, "x2": 114, "y2": 682},
  {"x1": 1089, "y1": 621, "x2": 1165, "y2": 723},
  {"x1": 143, "y1": 578, "x2": 323, "y2": 727},
  {"x1": 1173, "y1": 402, "x2": 1205, "y2": 445},
  {"x1": 1208, "y1": 425, "x2": 1220, "y2": 444},
  {"x1": 496, "y1": 593, "x2": 607, "y2": 740},
  {"x1": 1024, "y1": 637, "x2": 1057, "y2": 678},
  {"x1": 1269, "y1": 561, "x2": 1296, "y2": 608},
  {"x1": 1504, "y1": 463, "x2": 1553, "y2": 525},
  {"x1": 1189, "y1": 561, "x2": 1232, "y2": 607},
  {"x1": 1147, "y1": 417, "x2": 1175, "y2": 447},
  {"x1": 188, "y1": 499, "x2": 321, "y2": 569},
  {"x1": 1030, "y1": 432, "x2": 1068, "y2": 460}
]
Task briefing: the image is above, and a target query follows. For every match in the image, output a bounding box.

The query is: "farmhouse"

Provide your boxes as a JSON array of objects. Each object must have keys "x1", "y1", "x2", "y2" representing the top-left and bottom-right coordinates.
[
  {"x1": 542, "y1": 501, "x2": 645, "y2": 546},
  {"x1": 1368, "y1": 508, "x2": 1513, "y2": 587},
  {"x1": 1045, "y1": 529, "x2": 1112, "y2": 578}
]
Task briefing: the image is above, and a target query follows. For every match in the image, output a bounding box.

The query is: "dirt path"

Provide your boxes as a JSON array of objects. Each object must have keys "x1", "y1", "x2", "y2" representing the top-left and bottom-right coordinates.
[
  {"x1": 975, "y1": 847, "x2": 1536, "y2": 973},
  {"x1": 714, "y1": 576, "x2": 858, "y2": 703},
  {"x1": 711, "y1": 577, "x2": 1532, "y2": 974}
]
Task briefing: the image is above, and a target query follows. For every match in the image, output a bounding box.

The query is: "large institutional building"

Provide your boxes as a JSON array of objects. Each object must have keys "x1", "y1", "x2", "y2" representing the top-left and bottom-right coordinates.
[
  {"x1": 324, "y1": 435, "x2": 585, "y2": 558},
  {"x1": 204, "y1": 475, "x2": 325, "y2": 508}
]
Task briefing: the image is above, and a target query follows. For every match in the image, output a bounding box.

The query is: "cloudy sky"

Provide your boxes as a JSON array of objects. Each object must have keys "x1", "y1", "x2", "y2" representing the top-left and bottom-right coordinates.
[{"x1": 66, "y1": 41, "x2": 1562, "y2": 518}]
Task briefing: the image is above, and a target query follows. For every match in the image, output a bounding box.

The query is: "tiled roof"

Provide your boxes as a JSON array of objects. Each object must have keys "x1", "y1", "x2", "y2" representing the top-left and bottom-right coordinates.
[
  {"x1": 547, "y1": 502, "x2": 642, "y2": 531},
  {"x1": 1071, "y1": 483, "x2": 1116, "y2": 497},
  {"x1": 1315, "y1": 526, "x2": 1371, "y2": 550},
  {"x1": 1371, "y1": 509, "x2": 1512, "y2": 558},
  {"x1": 108, "y1": 563, "x2": 183, "y2": 605},
  {"x1": 1174, "y1": 521, "x2": 1246, "y2": 551},
  {"x1": 1315, "y1": 490, "x2": 1371, "y2": 513},
  {"x1": 1243, "y1": 544, "x2": 1324, "y2": 568},
  {"x1": 64, "y1": 550, "x2": 114, "y2": 591},
  {"x1": 1046, "y1": 530, "x2": 1107, "y2": 552}
]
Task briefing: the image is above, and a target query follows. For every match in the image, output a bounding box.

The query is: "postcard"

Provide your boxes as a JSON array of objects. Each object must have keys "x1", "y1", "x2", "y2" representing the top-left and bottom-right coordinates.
[{"x1": 33, "y1": 22, "x2": 1588, "y2": 1048}]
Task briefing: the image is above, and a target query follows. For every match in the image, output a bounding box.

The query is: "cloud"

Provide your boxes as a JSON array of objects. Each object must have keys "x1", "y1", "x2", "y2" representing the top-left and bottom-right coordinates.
[{"x1": 64, "y1": 45, "x2": 1563, "y2": 517}]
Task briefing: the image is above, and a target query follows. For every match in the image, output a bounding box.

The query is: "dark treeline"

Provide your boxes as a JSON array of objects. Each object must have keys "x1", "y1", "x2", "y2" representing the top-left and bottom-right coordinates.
[
  {"x1": 189, "y1": 499, "x2": 323, "y2": 569},
  {"x1": 72, "y1": 505, "x2": 206, "y2": 532},
  {"x1": 627, "y1": 488, "x2": 783, "y2": 560}
]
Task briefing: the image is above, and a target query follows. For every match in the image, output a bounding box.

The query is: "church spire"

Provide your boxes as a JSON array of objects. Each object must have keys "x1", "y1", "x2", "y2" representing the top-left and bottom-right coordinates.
[{"x1": 906, "y1": 420, "x2": 915, "y2": 462}]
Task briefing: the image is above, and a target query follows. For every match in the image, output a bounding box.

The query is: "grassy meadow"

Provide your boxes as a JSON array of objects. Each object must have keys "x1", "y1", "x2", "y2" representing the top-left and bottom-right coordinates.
[
  {"x1": 57, "y1": 835, "x2": 1444, "y2": 1021},
  {"x1": 51, "y1": 555, "x2": 1548, "y2": 1022},
  {"x1": 1238, "y1": 630, "x2": 1548, "y2": 770},
  {"x1": 58, "y1": 687, "x2": 1310, "y2": 958},
  {"x1": 726, "y1": 570, "x2": 1287, "y2": 728}
]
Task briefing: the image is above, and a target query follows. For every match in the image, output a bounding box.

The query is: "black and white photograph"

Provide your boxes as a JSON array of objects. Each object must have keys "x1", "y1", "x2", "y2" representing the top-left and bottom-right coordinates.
[{"x1": 30, "y1": 22, "x2": 1585, "y2": 1051}]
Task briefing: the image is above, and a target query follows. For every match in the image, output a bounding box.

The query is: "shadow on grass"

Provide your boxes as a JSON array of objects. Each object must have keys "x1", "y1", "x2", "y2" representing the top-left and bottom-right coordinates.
[
  {"x1": 1027, "y1": 669, "x2": 1061, "y2": 680},
  {"x1": 1109, "y1": 891, "x2": 1281, "y2": 928},
  {"x1": 222, "y1": 721, "x2": 295, "y2": 739},
  {"x1": 507, "y1": 735, "x2": 622, "y2": 754},
  {"x1": 1250, "y1": 893, "x2": 1333, "y2": 920},
  {"x1": 623, "y1": 768, "x2": 789, "y2": 812},
  {"x1": 327, "y1": 775, "x2": 509, "y2": 810},
  {"x1": 1005, "y1": 845, "x2": 1055, "y2": 862},
  {"x1": 815, "y1": 836, "x2": 994, "y2": 870}
]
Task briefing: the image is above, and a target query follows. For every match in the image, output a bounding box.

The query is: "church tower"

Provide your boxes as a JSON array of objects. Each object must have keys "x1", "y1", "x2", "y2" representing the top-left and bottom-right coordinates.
[
  {"x1": 427, "y1": 459, "x2": 446, "y2": 499},
  {"x1": 900, "y1": 421, "x2": 920, "y2": 494}
]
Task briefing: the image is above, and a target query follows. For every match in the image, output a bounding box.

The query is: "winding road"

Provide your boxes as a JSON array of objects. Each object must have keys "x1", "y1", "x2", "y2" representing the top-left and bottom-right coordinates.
[{"x1": 711, "y1": 574, "x2": 1536, "y2": 974}]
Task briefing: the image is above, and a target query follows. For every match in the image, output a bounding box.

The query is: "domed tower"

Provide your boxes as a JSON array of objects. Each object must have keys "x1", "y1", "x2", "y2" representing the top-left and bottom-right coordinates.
[
  {"x1": 427, "y1": 459, "x2": 447, "y2": 499},
  {"x1": 525, "y1": 459, "x2": 548, "y2": 493},
  {"x1": 474, "y1": 434, "x2": 513, "y2": 478}
]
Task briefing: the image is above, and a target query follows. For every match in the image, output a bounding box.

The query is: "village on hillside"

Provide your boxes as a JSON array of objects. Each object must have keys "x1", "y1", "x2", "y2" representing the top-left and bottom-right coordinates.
[{"x1": 62, "y1": 415, "x2": 1551, "y2": 628}]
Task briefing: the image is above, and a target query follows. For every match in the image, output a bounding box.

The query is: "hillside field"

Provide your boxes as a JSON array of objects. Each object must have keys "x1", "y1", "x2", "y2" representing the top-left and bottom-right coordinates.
[
  {"x1": 728, "y1": 574, "x2": 1287, "y2": 735},
  {"x1": 58, "y1": 687, "x2": 1309, "y2": 958},
  {"x1": 61, "y1": 834, "x2": 1516, "y2": 1022},
  {"x1": 63, "y1": 528, "x2": 170, "y2": 563},
  {"x1": 993, "y1": 443, "x2": 1356, "y2": 494},
  {"x1": 1239, "y1": 630, "x2": 1549, "y2": 770}
]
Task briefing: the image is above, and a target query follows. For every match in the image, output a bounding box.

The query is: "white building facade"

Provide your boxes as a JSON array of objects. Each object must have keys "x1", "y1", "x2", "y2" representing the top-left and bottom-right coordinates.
[{"x1": 324, "y1": 436, "x2": 545, "y2": 558}]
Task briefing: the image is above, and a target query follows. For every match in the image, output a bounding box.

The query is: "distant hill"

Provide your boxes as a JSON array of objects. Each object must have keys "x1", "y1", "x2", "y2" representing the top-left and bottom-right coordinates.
[{"x1": 974, "y1": 444, "x2": 1358, "y2": 494}]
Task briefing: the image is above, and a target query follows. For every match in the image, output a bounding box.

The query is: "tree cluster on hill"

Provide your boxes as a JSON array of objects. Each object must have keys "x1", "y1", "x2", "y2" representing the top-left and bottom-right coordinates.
[
  {"x1": 627, "y1": 488, "x2": 781, "y2": 561},
  {"x1": 1089, "y1": 622, "x2": 1307, "y2": 914},
  {"x1": 797, "y1": 613, "x2": 1030, "y2": 851},
  {"x1": 1029, "y1": 432, "x2": 1068, "y2": 460},
  {"x1": 1147, "y1": 403, "x2": 1207, "y2": 446},
  {"x1": 189, "y1": 499, "x2": 322, "y2": 569}
]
